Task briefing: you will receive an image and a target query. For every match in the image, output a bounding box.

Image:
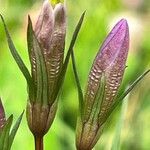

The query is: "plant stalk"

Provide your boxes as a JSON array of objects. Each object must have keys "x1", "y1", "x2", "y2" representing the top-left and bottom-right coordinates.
[{"x1": 34, "y1": 135, "x2": 44, "y2": 150}]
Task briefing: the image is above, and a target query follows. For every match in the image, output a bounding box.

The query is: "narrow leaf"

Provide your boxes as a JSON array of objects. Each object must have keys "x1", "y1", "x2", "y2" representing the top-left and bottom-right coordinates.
[
  {"x1": 71, "y1": 50, "x2": 84, "y2": 118},
  {"x1": 8, "y1": 111, "x2": 24, "y2": 150},
  {"x1": 51, "y1": 11, "x2": 85, "y2": 105},
  {"x1": 111, "y1": 96, "x2": 128, "y2": 150},
  {"x1": 0, "y1": 15, "x2": 33, "y2": 94},
  {"x1": 118, "y1": 69, "x2": 150, "y2": 101}
]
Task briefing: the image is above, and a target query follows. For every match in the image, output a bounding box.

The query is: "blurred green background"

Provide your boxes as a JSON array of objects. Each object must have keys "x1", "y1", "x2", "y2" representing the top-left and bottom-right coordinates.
[{"x1": 0, "y1": 0, "x2": 150, "y2": 149}]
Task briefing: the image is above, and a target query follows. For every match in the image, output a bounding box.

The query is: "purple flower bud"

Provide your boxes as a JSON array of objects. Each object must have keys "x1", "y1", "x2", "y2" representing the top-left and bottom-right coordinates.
[
  {"x1": 26, "y1": 0, "x2": 66, "y2": 138},
  {"x1": 85, "y1": 19, "x2": 129, "y2": 123},
  {"x1": 76, "y1": 19, "x2": 129, "y2": 150},
  {"x1": 32, "y1": 0, "x2": 66, "y2": 96},
  {"x1": 0, "y1": 99, "x2": 6, "y2": 129}
]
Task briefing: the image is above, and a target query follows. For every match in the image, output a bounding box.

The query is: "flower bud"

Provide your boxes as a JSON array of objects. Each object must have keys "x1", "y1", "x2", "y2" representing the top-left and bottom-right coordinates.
[
  {"x1": 0, "y1": 99, "x2": 6, "y2": 130},
  {"x1": 76, "y1": 19, "x2": 129, "y2": 150},
  {"x1": 26, "y1": 0, "x2": 66, "y2": 137}
]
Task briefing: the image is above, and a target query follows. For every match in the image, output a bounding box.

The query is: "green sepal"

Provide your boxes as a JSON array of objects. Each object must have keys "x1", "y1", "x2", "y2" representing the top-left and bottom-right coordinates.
[
  {"x1": 51, "y1": 11, "x2": 85, "y2": 105},
  {"x1": 0, "y1": 15, "x2": 34, "y2": 100},
  {"x1": 71, "y1": 50, "x2": 84, "y2": 119},
  {"x1": 84, "y1": 73, "x2": 106, "y2": 124},
  {"x1": 27, "y1": 16, "x2": 48, "y2": 105},
  {"x1": 8, "y1": 111, "x2": 24, "y2": 150},
  {"x1": 0, "y1": 115, "x2": 13, "y2": 150},
  {"x1": 101, "y1": 69, "x2": 150, "y2": 126}
]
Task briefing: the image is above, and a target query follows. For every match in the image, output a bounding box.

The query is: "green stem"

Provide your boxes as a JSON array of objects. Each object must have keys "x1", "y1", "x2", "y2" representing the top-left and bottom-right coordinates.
[{"x1": 34, "y1": 136, "x2": 43, "y2": 150}]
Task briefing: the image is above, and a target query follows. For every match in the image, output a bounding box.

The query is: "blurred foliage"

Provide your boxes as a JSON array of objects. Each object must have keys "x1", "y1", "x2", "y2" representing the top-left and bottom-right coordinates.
[{"x1": 0, "y1": 0, "x2": 150, "y2": 150}]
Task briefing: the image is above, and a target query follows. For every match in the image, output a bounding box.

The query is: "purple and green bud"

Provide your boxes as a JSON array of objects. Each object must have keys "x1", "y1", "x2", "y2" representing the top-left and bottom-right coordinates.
[
  {"x1": 0, "y1": 98, "x2": 23, "y2": 150},
  {"x1": 0, "y1": 0, "x2": 66, "y2": 141},
  {"x1": 26, "y1": 0, "x2": 66, "y2": 137},
  {"x1": 1, "y1": 0, "x2": 85, "y2": 142},
  {"x1": 76, "y1": 19, "x2": 129, "y2": 150}
]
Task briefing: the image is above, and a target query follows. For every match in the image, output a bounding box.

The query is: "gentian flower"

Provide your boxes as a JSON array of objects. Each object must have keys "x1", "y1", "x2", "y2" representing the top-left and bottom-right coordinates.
[
  {"x1": 0, "y1": 98, "x2": 23, "y2": 150},
  {"x1": 74, "y1": 19, "x2": 149, "y2": 150},
  {"x1": 0, "y1": 0, "x2": 85, "y2": 147},
  {"x1": 1, "y1": 0, "x2": 66, "y2": 142},
  {"x1": 26, "y1": 0, "x2": 66, "y2": 138}
]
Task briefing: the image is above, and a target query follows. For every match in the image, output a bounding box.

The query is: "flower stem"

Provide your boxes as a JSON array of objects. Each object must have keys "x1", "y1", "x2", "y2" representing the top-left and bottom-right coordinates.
[{"x1": 34, "y1": 135, "x2": 43, "y2": 150}]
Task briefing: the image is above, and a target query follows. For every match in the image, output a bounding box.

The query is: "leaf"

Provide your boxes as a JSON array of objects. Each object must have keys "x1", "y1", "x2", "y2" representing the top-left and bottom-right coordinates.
[
  {"x1": 28, "y1": 17, "x2": 48, "y2": 104},
  {"x1": 0, "y1": 115, "x2": 13, "y2": 150},
  {"x1": 51, "y1": 11, "x2": 85, "y2": 105},
  {"x1": 0, "y1": 15, "x2": 34, "y2": 98},
  {"x1": 101, "y1": 69, "x2": 150, "y2": 126},
  {"x1": 8, "y1": 111, "x2": 24, "y2": 150},
  {"x1": 71, "y1": 50, "x2": 84, "y2": 118},
  {"x1": 111, "y1": 96, "x2": 128, "y2": 150}
]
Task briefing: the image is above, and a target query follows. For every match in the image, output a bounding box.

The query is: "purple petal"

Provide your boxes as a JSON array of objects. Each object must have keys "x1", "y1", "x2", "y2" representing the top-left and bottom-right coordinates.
[
  {"x1": 34, "y1": 0, "x2": 54, "y2": 50},
  {"x1": 46, "y1": 3, "x2": 66, "y2": 99}
]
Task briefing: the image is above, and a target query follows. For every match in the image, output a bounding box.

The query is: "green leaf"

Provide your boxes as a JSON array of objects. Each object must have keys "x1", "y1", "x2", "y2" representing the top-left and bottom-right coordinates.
[
  {"x1": 28, "y1": 17, "x2": 48, "y2": 105},
  {"x1": 8, "y1": 111, "x2": 24, "y2": 150},
  {"x1": 101, "y1": 69, "x2": 150, "y2": 126},
  {"x1": 0, "y1": 115, "x2": 13, "y2": 150},
  {"x1": 111, "y1": 96, "x2": 128, "y2": 150},
  {"x1": 51, "y1": 11, "x2": 85, "y2": 105},
  {"x1": 71, "y1": 50, "x2": 84, "y2": 118},
  {"x1": 0, "y1": 15, "x2": 33, "y2": 97}
]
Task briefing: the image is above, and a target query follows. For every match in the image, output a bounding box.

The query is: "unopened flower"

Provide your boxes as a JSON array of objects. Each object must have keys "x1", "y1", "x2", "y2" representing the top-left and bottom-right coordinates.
[
  {"x1": 75, "y1": 19, "x2": 149, "y2": 150},
  {"x1": 0, "y1": 0, "x2": 66, "y2": 141},
  {"x1": 1, "y1": 0, "x2": 85, "y2": 144},
  {"x1": 0, "y1": 98, "x2": 23, "y2": 150},
  {"x1": 26, "y1": 0, "x2": 66, "y2": 138}
]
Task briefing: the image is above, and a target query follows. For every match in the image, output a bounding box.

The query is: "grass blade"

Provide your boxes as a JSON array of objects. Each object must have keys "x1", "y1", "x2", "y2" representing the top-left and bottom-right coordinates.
[
  {"x1": 0, "y1": 15, "x2": 33, "y2": 95},
  {"x1": 71, "y1": 50, "x2": 84, "y2": 118},
  {"x1": 111, "y1": 96, "x2": 128, "y2": 150}
]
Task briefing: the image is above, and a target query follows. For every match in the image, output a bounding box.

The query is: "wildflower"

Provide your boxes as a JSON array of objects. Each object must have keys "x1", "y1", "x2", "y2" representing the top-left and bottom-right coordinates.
[
  {"x1": 0, "y1": 0, "x2": 85, "y2": 146},
  {"x1": 0, "y1": 98, "x2": 23, "y2": 150},
  {"x1": 74, "y1": 19, "x2": 149, "y2": 150},
  {"x1": 26, "y1": 0, "x2": 66, "y2": 138}
]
